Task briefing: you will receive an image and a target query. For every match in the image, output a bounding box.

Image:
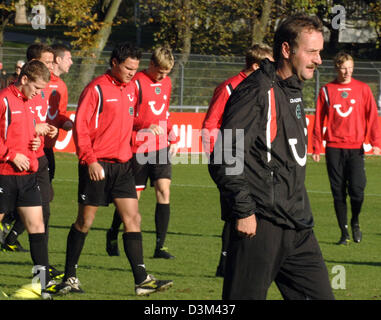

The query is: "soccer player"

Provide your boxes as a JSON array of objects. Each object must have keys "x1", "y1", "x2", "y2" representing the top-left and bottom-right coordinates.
[
  {"x1": 54, "y1": 43, "x2": 173, "y2": 296},
  {"x1": 0, "y1": 60, "x2": 70, "y2": 298},
  {"x1": 1, "y1": 43, "x2": 63, "y2": 280},
  {"x1": 312, "y1": 52, "x2": 381, "y2": 245},
  {"x1": 202, "y1": 44, "x2": 273, "y2": 277},
  {"x1": 106, "y1": 46, "x2": 179, "y2": 260},
  {"x1": 209, "y1": 13, "x2": 334, "y2": 300},
  {"x1": 44, "y1": 43, "x2": 74, "y2": 184}
]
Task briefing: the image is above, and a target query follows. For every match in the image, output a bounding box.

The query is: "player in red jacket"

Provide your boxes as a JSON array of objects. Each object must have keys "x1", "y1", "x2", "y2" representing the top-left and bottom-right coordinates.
[
  {"x1": 312, "y1": 52, "x2": 381, "y2": 245},
  {"x1": 53, "y1": 43, "x2": 173, "y2": 296},
  {"x1": 0, "y1": 60, "x2": 65, "y2": 298},
  {"x1": 44, "y1": 43, "x2": 74, "y2": 183},
  {"x1": 202, "y1": 44, "x2": 273, "y2": 277},
  {"x1": 106, "y1": 46, "x2": 179, "y2": 260}
]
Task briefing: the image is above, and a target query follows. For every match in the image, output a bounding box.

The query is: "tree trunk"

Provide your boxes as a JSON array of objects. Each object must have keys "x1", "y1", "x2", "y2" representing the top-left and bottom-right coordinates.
[
  {"x1": 170, "y1": 0, "x2": 192, "y2": 106},
  {"x1": 251, "y1": 0, "x2": 273, "y2": 45},
  {"x1": 77, "y1": 0, "x2": 122, "y2": 89},
  {"x1": 15, "y1": 0, "x2": 28, "y2": 25}
]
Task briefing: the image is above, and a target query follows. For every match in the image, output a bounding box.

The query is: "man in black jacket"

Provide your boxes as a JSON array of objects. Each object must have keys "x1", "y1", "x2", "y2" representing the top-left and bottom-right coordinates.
[{"x1": 209, "y1": 13, "x2": 334, "y2": 300}]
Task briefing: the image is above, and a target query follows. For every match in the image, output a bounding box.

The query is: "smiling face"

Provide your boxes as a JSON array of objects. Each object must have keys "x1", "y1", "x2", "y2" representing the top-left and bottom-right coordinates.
[
  {"x1": 336, "y1": 59, "x2": 353, "y2": 84},
  {"x1": 289, "y1": 29, "x2": 324, "y2": 81},
  {"x1": 110, "y1": 57, "x2": 140, "y2": 83},
  {"x1": 57, "y1": 50, "x2": 73, "y2": 74}
]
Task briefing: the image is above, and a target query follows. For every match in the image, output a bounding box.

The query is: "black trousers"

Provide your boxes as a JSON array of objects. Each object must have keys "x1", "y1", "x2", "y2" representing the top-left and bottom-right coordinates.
[
  {"x1": 222, "y1": 217, "x2": 334, "y2": 300},
  {"x1": 325, "y1": 147, "x2": 366, "y2": 202}
]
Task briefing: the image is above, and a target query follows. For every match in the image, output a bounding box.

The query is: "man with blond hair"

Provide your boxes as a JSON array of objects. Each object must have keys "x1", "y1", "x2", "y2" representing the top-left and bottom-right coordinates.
[
  {"x1": 202, "y1": 44, "x2": 273, "y2": 277},
  {"x1": 312, "y1": 52, "x2": 381, "y2": 245},
  {"x1": 106, "y1": 46, "x2": 179, "y2": 260}
]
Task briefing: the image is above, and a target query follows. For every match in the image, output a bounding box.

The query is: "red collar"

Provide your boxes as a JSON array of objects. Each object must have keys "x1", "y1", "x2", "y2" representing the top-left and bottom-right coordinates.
[
  {"x1": 105, "y1": 71, "x2": 127, "y2": 87},
  {"x1": 9, "y1": 84, "x2": 28, "y2": 101}
]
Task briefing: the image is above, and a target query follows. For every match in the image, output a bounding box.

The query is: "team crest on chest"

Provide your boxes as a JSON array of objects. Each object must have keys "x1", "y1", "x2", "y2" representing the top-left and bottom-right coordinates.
[
  {"x1": 295, "y1": 104, "x2": 302, "y2": 119},
  {"x1": 155, "y1": 87, "x2": 161, "y2": 95},
  {"x1": 341, "y1": 91, "x2": 348, "y2": 98},
  {"x1": 129, "y1": 106, "x2": 134, "y2": 116}
]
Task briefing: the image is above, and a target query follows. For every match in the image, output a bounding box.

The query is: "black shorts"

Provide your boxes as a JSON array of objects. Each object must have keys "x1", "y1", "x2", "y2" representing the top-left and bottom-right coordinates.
[
  {"x1": 37, "y1": 155, "x2": 52, "y2": 205},
  {"x1": 78, "y1": 160, "x2": 137, "y2": 206},
  {"x1": 133, "y1": 147, "x2": 172, "y2": 191},
  {"x1": 0, "y1": 173, "x2": 42, "y2": 213}
]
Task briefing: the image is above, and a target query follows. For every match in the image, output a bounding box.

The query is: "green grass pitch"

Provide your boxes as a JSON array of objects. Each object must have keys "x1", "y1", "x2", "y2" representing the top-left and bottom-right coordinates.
[{"x1": 1, "y1": 153, "x2": 381, "y2": 300}]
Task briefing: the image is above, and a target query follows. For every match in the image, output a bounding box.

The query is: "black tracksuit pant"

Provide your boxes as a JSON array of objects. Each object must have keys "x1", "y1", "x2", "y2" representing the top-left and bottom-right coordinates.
[{"x1": 222, "y1": 216, "x2": 334, "y2": 300}]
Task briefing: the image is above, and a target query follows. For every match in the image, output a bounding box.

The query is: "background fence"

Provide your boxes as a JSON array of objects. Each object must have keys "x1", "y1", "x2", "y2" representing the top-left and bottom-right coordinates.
[{"x1": 1, "y1": 47, "x2": 381, "y2": 113}]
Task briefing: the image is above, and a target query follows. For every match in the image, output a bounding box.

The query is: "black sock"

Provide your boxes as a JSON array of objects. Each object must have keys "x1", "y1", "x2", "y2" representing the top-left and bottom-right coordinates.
[
  {"x1": 155, "y1": 203, "x2": 170, "y2": 250},
  {"x1": 6, "y1": 218, "x2": 25, "y2": 245},
  {"x1": 350, "y1": 199, "x2": 363, "y2": 225},
  {"x1": 334, "y1": 200, "x2": 349, "y2": 236},
  {"x1": 122, "y1": 232, "x2": 147, "y2": 285},
  {"x1": 109, "y1": 209, "x2": 122, "y2": 239},
  {"x1": 29, "y1": 233, "x2": 51, "y2": 287},
  {"x1": 42, "y1": 203, "x2": 50, "y2": 236},
  {"x1": 64, "y1": 224, "x2": 87, "y2": 281}
]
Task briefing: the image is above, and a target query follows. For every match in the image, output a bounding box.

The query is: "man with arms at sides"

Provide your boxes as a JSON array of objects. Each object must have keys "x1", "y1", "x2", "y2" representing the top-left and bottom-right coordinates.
[
  {"x1": 44, "y1": 43, "x2": 74, "y2": 186},
  {"x1": 202, "y1": 43, "x2": 273, "y2": 277},
  {"x1": 209, "y1": 13, "x2": 334, "y2": 300},
  {"x1": 0, "y1": 60, "x2": 70, "y2": 298},
  {"x1": 54, "y1": 43, "x2": 173, "y2": 296},
  {"x1": 106, "y1": 46, "x2": 179, "y2": 260},
  {"x1": 312, "y1": 52, "x2": 381, "y2": 245}
]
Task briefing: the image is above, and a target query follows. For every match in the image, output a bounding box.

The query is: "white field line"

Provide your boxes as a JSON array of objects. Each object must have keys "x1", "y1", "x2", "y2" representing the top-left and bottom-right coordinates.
[{"x1": 54, "y1": 178, "x2": 381, "y2": 197}]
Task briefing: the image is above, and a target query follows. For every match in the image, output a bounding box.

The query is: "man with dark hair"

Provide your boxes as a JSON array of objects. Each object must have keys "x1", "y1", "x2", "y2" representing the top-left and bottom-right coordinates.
[
  {"x1": 54, "y1": 43, "x2": 173, "y2": 296},
  {"x1": 202, "y1": 44, "x2": 273, "y2": 277},
  {"x1": 43, "y1": 43, "x2": 74, "y2": 184},
  {"x1": 209, "y1": 13, "x2": 334, "y2": 300},
  {"x1": 312, "y1": 52, "x2": 380, "y2": 245},
  {"x1": 0, "y1": 60, "x2": 70, "y2": 299},
  {"x1": 106, "y1": 46, "x2": 179, "y2": 260}
]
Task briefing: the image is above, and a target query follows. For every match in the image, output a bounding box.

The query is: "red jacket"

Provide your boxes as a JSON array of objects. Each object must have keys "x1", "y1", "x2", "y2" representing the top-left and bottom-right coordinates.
[
  {"x1": 313, "y1": 78, "x2": 381, "y2": 154},
  {"x1": 202, "y1": 71, "x2": 247, "y2": 154},
  {"x1": 131, "y1": 70, "x2": 179, "y2": 153},
  {"x1": 73, "y1": 72, "x2": 136, "y2": 165},
  {"x1": 44, "y1": 73, "x2": 71, "y2": 148},
  {"x1": 29, "y1": 91, "x2": 49, "y2": 158},
  {"x1": 0, "y1": 85, "x2": 38, "y2": 175}
]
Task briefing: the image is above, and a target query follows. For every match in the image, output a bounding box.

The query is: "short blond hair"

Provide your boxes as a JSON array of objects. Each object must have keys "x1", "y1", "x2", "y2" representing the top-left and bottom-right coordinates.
[
  {"x1": 245, "y1": 43, "x2": 273, "y2": 68},
  {"x1": 333, "y1": 51, "x2": 354, "y2": 69},
  {"x1": 151, "y1": 46, "x2": 175, "y2": 70}
]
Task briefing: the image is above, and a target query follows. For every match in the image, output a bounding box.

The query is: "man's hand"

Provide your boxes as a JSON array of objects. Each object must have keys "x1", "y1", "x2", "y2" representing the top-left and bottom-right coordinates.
[
  {"x1": 88, "y1": 162, "x2": 105, "y2": 181},
  {"x1": 312, "y1": 153, "x2": 320, "y2": 162},
  {"x1": 236, "y1": 214, "x2": 257, "y2": 238},
  {"x1": 47, "y1": 125, "x2": 58, "y2": 138},
  {"x1": 12, "y1": 153, "x2": 30, "y2": 171},
  {"x1": 29, "y1": 136, "x2": 41, "y2": 151},
  {"x1": 148, "y1": 124, "x2": 165, "y2": 135},
  {"x1": 35, "y1": 123, "x2": 50, "y2": 136},
  {"x1": 169, "y1": 143, "x2": 178, "y2": 157},
  {"x1": 373, "y1": 146, "x2": 381, "y2": 155}
]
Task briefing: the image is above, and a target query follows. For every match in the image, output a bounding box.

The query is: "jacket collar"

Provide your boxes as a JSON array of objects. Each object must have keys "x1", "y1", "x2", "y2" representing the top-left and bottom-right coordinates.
[
  {"x1": 9, "y1": 84, "x2": 28, "y2": 102},
  {"x1": 261, "y1": 59, "x2": 304, "y2": 90}
]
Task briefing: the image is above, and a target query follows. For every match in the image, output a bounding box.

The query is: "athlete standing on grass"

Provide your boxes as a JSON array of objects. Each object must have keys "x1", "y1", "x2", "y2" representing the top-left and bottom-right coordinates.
[
  {"x1": 106, "y1": 46, "x2": 179, "y2": 260},
  {"x1": 312, "y1": 52, "x2": 381, "y2": 245},
  {"x1": 202, "y1": 44, "x2": 273, "y2": 277},
  {"x1": 209, "y1": 13, "x2": 334, "y2": 300},
  {"x1": 44, "y1": 43, "x2": 74, "y2": 186},
  {"x1": 52, "y1": 43, "x2": 173, "y2": 296},
  {"x1": 0, "y1": 60, "x2": 69, "y2": 299}
]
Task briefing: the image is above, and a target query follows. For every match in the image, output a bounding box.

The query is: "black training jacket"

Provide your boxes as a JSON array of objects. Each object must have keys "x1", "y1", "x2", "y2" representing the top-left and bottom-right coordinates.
[{"x1": 208, "y1": 60, "x2": 314, "y2": 230}]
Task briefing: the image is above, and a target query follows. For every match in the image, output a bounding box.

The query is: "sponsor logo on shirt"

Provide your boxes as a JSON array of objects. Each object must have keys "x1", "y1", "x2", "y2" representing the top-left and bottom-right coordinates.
[{"x1": 290, "y1": 97, "x2": 302, "y2": 103}]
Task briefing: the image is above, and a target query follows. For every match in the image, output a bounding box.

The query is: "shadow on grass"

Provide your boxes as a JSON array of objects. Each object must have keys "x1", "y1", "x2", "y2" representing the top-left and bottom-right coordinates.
[
  {"x1": 49, "y1": 224, "x2": 221, "y2": 238},
  {"x1": 325, "y1": 260, "x2": 381, "y2": 267}
]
